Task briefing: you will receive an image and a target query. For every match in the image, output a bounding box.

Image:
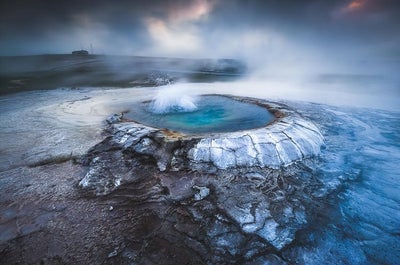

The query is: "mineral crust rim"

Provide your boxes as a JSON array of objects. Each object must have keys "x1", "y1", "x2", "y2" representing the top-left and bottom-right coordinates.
[{"x1": 107, "y1": 94, "x2": 325, "y2": 170}]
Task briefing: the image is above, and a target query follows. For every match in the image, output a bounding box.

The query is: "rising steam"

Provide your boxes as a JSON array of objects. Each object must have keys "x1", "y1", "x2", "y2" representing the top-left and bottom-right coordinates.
[{"x1": 150, "y1": 85, "x2": 198, "y2": 114}]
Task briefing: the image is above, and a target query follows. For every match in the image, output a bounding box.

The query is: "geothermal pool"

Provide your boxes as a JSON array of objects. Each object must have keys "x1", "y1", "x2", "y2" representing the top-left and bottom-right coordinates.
[
  {"x1": 0, "y1": 86, "x2": 399, "y2": 264},
  {"x1": 124, "y1": 95, "x2": 275, "y2": 134}
]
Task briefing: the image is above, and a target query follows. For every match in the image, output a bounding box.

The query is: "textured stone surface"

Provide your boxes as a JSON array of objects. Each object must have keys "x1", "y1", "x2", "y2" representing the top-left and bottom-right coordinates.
[
  {"x1": 1, "y1": 89, "x2": 396, "y2": 265},
  {"x1": 76, "y1": 96, "x2": 326, "y2": 252},
  {"x1": 79, "y1": 97, "x2": 324, "y2": 196},
  {"x1": 188, "y1": 99, "x2": 324, "y2": 170}
]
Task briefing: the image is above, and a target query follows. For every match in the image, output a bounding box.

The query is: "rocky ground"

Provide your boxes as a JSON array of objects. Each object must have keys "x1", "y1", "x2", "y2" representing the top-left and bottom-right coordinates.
[
  {"x1": 1, "y1": 80, "x2": 397, "y2": 264},
  {"x1": 0, "y1": 93, "x2": 338, "y2": 264},
  {"x1": 1, "y1": 150, "x2": 334, "y2": 264}
]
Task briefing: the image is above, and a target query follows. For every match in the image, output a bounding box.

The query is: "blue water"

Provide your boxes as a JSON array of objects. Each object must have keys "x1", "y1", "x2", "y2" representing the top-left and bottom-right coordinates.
[
  {"x1": 124, "y1": 94, "x2": 400, "y2": 264},
  {"x1": 125, "y1": 95, "x2": 275, "y2": 134},
  {"x1": 282, "y1": 103, "x2": 400, "y2": 264}
]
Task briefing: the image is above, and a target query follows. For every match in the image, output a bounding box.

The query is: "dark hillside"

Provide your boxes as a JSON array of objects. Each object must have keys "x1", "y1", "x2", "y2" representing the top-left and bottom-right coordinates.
[{"x1": 0, "y1": 55, "x2": 246, "y2": 95}]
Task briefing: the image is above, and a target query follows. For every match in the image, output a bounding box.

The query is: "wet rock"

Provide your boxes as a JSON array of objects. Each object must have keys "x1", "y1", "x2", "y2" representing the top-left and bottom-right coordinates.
[
  {"x1": 107, "y1": 248, "x2": 118, "y2": 258},
  {"x1": 245, "y1": 254, "x2": 288, "y2": 265},
  {"x1": 256, "y1": 218, "x2": 293, "y2": 250},
  {"x1": 193, "y1": 185, "x2": 210, "y2": 201},
  {"x1": 78, "y1": 151, "x2": 134, "y2": 195},
  {"x1": 89, "y1": 97, "x2": 325, "y2": 176},
  {"x1": 213, "y1": 232, "x2": 246, "y2": 256},
  {"x1": 106, "y1": 113, "x2": 123, "y2": 124}
]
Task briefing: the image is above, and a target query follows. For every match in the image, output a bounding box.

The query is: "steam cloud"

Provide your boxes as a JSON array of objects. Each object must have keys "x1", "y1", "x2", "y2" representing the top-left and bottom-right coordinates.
[
  {"x1": 150, "y1": 85, "x2": 199, "y2": 114},
  {"x1": 0, "y1": 0, "x2": 399, "y2": 109}
]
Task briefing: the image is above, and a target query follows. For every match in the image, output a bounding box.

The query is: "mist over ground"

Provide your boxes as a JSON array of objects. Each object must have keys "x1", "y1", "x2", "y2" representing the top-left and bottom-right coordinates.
[
  {"x1": 1, "y1": 0, "x2": 399, "y2": 59},
  {"x1": 1, "y1": 0, "x2": 399, "y2": 110}
]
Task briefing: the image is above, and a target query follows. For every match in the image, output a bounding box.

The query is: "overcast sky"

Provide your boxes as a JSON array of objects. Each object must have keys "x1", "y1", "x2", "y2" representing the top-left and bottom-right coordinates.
[{"x1": 0, "y1": 0, "x2": 399, "y2": 62}]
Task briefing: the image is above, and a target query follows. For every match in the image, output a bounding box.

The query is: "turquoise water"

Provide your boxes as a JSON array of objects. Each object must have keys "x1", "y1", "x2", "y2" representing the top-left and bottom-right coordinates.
[{"x1": 125, "y1": 95, "x2": 275, "y2": 134}]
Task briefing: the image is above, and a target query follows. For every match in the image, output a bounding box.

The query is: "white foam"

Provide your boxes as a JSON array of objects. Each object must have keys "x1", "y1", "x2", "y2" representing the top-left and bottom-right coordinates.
[{"x1": 150, "y1": 85, "x2": 198, "y2": 113}]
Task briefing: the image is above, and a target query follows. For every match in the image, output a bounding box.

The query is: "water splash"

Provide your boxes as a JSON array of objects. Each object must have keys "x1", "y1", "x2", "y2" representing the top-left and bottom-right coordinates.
[{"x1": 150, "y1": 85, "x2": 198, "y2": 114}]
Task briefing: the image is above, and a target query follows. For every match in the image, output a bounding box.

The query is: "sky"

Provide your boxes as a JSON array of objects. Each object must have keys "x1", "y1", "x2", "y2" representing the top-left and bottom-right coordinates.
[
  {"x1": 0, "y1": 0, "x2": 399, "y2": 62},
  {"x1": 0, "y1": 0, "x2": 399, "y2": 110}
]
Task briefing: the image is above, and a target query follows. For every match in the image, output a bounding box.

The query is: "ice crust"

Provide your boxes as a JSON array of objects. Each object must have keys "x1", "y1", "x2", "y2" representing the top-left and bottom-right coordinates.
[{"x1": 189, "y1": 106, "x2": 324, "y2": 169}]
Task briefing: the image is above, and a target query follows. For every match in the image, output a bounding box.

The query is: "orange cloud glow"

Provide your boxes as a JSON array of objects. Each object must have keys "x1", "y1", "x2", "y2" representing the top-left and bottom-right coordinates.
[
  {"x1": 143, "y1": 0, "x2": 215, "y2": 56},
  {"x1": 144, "y1": 17, "x2": 201, "y2": 55},
  {"x1": 344, "y1": 0, "x2": 367, "y2": 12},
  {"x1": 168, "y1": 0, "x2": 215, "y2": 23}
]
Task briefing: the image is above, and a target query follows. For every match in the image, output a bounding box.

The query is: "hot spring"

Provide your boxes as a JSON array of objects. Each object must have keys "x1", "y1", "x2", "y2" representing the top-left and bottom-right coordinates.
[
  {"x1": 110, "y1": 94, "x2": 324, "y2": 170},
  {"x1": 124, "y1": 95, "x2": 275, "y2": 134}
]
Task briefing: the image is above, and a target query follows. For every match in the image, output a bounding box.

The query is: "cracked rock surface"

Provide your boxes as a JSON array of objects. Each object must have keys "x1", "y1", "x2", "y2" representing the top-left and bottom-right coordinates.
[
  {"x1": 187, "y1": 97, "x2": 324, "y2": 170},
  {"x1": 78, "y1": 146, "x2": 326, "y2": 263},
  {"x1": 75, "y1": 96, "x2": 327, "y2": 261}
]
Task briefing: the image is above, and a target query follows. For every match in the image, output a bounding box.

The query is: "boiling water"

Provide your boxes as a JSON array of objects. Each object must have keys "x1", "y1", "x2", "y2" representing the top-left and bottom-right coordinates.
[{"x1": 124, "y1": 95, "x2": 275, "y2": 134}]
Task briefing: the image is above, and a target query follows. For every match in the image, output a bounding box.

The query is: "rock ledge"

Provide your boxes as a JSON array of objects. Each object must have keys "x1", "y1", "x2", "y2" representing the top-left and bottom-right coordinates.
[{"x1": 105, "y1": 96, "x2": 324, "y2": 171}]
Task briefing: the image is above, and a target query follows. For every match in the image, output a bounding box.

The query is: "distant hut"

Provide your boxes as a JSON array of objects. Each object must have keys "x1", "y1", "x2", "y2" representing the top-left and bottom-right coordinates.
[{"x1": 72, "y1": 50, "x2": 89, "y2": 55}]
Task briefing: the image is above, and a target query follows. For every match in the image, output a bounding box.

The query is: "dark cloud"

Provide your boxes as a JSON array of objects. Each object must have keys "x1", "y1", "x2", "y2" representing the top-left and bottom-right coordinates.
[{"x1": 0, "y1": 0, "x2": 399, "y2": 59}]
